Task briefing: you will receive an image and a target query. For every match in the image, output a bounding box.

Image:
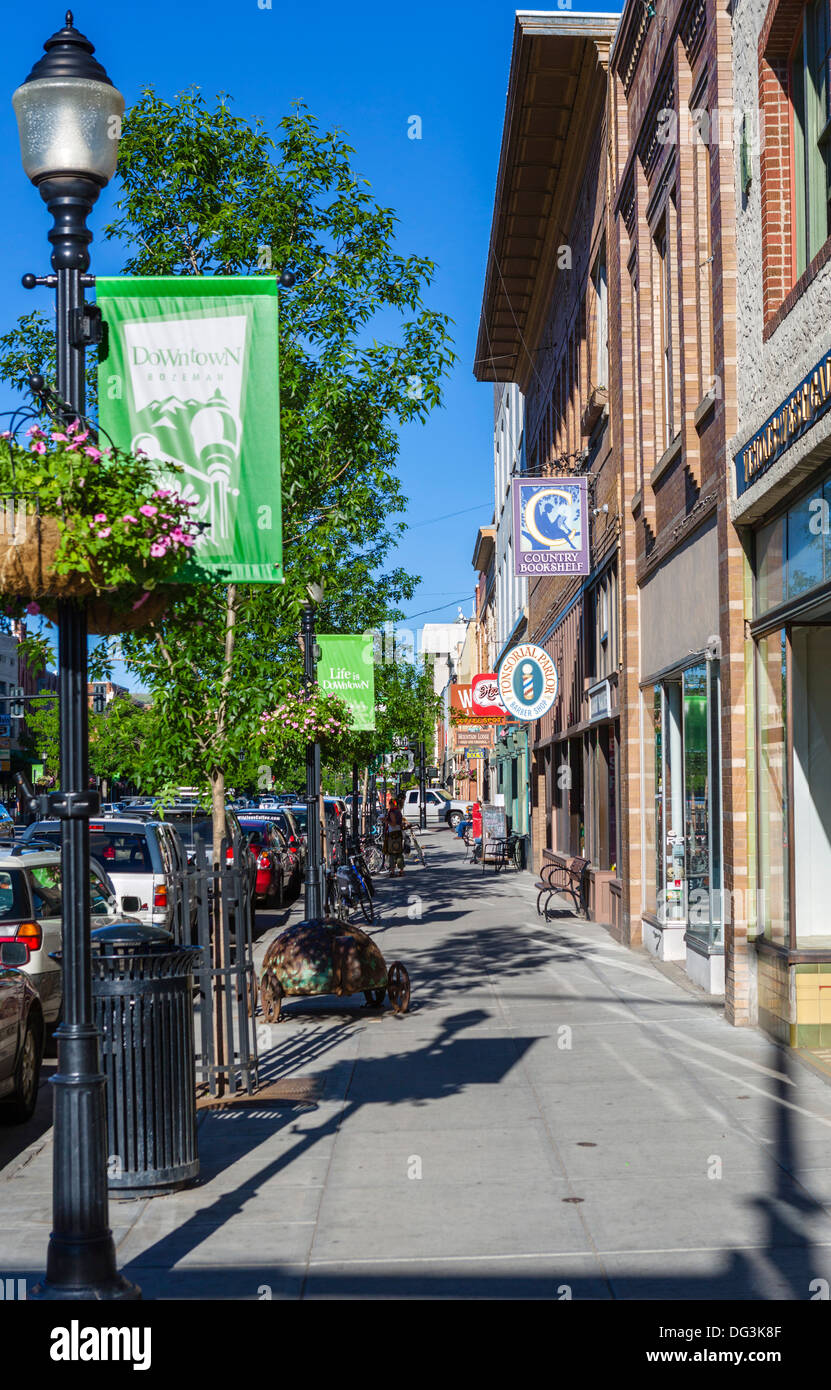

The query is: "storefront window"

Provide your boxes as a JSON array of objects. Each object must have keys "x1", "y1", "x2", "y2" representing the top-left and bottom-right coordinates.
[
  {"x1": 756, "y1": 516, "x2": 785, "y2": 615},
  {"x1": 642, "y1": 670, "x2": 721, "y2": 939},
  {"x1": 791, "y1": 625, "x2": 831, "y2": 949},
  {"x1": 684, "y1": 663, "x2": 721, "y2": 948},
  {"x1": 787, "y1": 496, "x2": 825, "y2": 598},
  {"x1": 663, "y1": 682, "x2": 685, "y2": 923},
  {"x1": 641, "y1": 688, "x2": 660, "y2": 917},
  {"x1": 756, "y1": 630, "x2": 789, "y2": 947}
]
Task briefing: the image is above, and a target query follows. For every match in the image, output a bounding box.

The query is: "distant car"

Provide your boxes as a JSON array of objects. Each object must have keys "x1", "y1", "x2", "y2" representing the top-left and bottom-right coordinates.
[
  {"x1": 22, "y1": 818, "x2": 191, "y2": 938},
  {"x1": 0, "y1": 940, "x2": 44, "y2": 1123},
  {"x1": 0, "y1": 845, "x2": 142, "y2": 1031},
  {"x1": 401, "y1": 787, "x2": 469, "y2": 829}
]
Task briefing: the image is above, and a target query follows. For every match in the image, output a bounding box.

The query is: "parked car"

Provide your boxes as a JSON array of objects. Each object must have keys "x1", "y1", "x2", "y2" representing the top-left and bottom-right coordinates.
[
  {"x1": 22, "y1": 818, "x2": 191, "y2": 937},
  {"x1": 241, "y1": 807, "x2": 303, "y2": 859},
  {"x1": 153, "y1": 805, "x2": 245, "y2": 867},
  {"x1": 0, "y1": 845, "x2": 142, "y2": 1031},
  {"x1": 401, "y1": 787, "x2": 469, "y2": 829},
  {"x1": 237, "y1": 813, "x2": 301, "y2": 897},
  {"x1": 235, "y1": 817, "x2": 289, "y2": 906},
  {"x1": 284, "y1": 803, "x2": 341, "y2": 859},
  {"x1": 0, "y1": 940, "x2": 44, "y2": 1123}
]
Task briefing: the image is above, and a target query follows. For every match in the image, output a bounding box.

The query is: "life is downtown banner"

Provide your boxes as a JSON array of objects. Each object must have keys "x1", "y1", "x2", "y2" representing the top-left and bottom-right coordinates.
[
  {"x1": 512, "y1": 476, "x2": 589, "y2": 576},
  {"x1": 96, "y1": 277, "x2": 283, "y2": 584},
  {"x1": 317, "y1": 635, "x2": 376, "y2": 731}
]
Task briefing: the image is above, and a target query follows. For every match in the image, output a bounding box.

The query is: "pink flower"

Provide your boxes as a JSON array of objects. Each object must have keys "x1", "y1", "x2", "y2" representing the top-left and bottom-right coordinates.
[
  {"x1": 50, "y1": 432, "x2": 68, "y2": 442},
  {"x1": 150, "y1": 542, "x2": 166, "y2": 558},
  {"x1": 153, "y1": 489, "x2": 171, "y2": 498},
  {"x1": 83, "y1": 446, "x2": 101, "y2": 461},
  {"x1": 131, "y1": 592, "x2": 151, "y2": 611},
  {"x1": 25, "y1": 426, "x2": 43, "y2": 437},
  {"x1": 170, "y1": 527, "x2": 186, "y2": 544},
  {"x1": 181, "y1": 535, "x2": 195, "y2": 547},
  {"x1": 96, "y1": 528, "x2": 111, "y2": 539},
  {"x1": 74, "y1": 430, "x2": 89, "y2": 444},
  {"x1": 122, "y1": 514, "x2": 138, "y2": 525},
  {"x1": 67, "y1": 420, "x2": 80, "y2": 435},
  {"x1": 30, "y1": 441, "x2": 46, "y2": 455},
  {"x1": 139, "y1": 504, "x2": 158, "y2": 517},
  {"x1": 93, "y1": 513, "x2": 107, "y2": 523}
]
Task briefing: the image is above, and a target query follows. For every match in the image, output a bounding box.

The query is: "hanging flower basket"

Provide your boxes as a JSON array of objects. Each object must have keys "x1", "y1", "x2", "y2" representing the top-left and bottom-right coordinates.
[{"x1": 0, "y1": 425, "x2": 201, "y2": 620}]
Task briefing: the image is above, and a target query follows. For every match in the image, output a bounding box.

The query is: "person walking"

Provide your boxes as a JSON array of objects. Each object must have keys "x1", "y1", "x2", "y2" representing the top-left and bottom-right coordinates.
[{"x1": 383, "y1": 798, "x2": 407, "y2": 877}]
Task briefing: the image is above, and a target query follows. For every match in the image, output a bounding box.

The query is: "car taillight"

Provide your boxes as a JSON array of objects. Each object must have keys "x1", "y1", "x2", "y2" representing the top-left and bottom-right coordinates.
[
  {"x1": 288, "y1": 835, "x2": 297, "y2": 848},
  {"x1": 225, "y1": 846, "x2": 234, "y2": 862},
  {"x1": 257, "y1": 852, "x2": 270, "y2": 869},
  {"x1": 154, "y1": 885, "x2": 167, "y2": 908},
  {"x1": 17, "y1": 920, "x2": 43, "y2": 952}
]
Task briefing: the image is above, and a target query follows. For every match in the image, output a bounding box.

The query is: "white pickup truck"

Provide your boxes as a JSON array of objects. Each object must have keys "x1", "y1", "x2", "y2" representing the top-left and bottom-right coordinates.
[{"x1": 401, "y1": 787, "x2": 469, "y2": 829}]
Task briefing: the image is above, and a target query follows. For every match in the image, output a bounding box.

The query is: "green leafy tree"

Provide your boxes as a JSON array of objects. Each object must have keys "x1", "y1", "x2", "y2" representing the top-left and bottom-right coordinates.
[{"x1": 0, "y1": 90, "x2": 454, "y2": 856}]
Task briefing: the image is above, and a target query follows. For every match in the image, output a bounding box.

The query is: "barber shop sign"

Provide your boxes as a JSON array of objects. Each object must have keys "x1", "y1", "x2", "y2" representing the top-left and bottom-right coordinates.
[{"x1": 497, "y1": 643, "x2": 559, "y2": 721}]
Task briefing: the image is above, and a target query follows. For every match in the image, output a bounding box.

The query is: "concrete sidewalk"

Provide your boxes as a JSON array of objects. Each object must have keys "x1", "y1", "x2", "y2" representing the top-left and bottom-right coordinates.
[{"x1": 4, "y1": 831, "x2": 831, "y2": 1299}]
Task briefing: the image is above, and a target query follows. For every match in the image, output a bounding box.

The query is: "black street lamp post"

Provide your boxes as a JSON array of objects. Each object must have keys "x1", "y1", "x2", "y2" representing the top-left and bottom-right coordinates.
[
  {"x1": 13, "y1": 12, "x2": 138, "y2": 1300},
  {"x1": 301, "y1": 598, "x2": 323, "y2": 918}
]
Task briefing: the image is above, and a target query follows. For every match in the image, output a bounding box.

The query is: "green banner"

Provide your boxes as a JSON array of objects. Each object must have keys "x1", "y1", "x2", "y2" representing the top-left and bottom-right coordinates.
[
  {"x1": 317, "y1": 635, "x2": 375, "y2": 731},
  {"x1": 96, "y1": 277, "x2": 282, "y2": 584}
]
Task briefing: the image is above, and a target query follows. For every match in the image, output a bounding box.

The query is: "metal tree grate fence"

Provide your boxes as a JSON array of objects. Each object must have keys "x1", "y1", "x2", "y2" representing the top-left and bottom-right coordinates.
[{"x1": 190, "y1": 833, "x2": 259, "y2": 1099}]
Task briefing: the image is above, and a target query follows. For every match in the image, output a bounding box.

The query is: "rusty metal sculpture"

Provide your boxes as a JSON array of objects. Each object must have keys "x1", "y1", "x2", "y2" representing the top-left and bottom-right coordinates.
[{"x1": 260, "y1": 917, "x2": 411, "y2": 1023}]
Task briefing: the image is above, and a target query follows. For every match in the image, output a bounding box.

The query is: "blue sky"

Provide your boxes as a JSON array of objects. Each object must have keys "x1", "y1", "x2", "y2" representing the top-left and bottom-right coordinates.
[{"x1": 1, "y1": 0, "x2": 619, "y2": 678}]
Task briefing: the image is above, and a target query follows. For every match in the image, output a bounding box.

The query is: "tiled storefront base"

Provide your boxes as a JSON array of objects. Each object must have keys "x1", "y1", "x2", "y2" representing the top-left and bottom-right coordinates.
[{"x1": 756, "y1": 948, "x2": 831, "y2": 1048}]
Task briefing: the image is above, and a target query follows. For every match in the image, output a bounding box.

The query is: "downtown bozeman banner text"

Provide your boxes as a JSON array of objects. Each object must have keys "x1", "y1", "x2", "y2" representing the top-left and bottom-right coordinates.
[
  {"x1": 317, "y1": 635, "x2": 375, "y2": 731},
  {"x1": 97, "y1": 277, "x2": 283, "y2": 584}
]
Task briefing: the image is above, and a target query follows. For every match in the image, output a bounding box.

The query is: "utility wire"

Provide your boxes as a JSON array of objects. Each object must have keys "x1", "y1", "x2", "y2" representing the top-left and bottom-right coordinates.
[
  {"x1": 400, "y1": 595, "x2": 474, "y2": 622},
  {"x1": 406, "y1": 501, "x2": 493, "y2": 529}
]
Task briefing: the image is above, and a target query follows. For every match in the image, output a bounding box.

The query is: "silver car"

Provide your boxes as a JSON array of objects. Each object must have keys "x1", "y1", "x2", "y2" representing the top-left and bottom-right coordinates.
[{"x1": 23, "y1": 817, "x2": 191, "y2": 937}]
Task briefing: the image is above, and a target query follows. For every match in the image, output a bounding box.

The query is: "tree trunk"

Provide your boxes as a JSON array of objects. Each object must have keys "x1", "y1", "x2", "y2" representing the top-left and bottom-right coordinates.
[{"x1": 210, "y1": 768, "x2": 226, "y2": 868}]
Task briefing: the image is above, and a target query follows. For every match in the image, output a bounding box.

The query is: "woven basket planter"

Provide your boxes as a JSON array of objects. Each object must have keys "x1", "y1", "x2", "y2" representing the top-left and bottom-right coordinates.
[
  {"x1": 0, "y1": 513, "x2": 171, "y2": 634},
  {"x1": 0, "y1": 513, "x2": 99, "y2": 599},
  {"x1": 41, "y1": 589, "x2": 170, "y2": 635}
]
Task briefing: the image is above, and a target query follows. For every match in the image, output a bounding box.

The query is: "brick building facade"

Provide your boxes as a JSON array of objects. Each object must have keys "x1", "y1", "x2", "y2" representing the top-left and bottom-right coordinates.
[
  {"x1": 609, "y1": 0, "x2": 746, "y2": 1004},
  {"x1": 475, "y1": 0, "x2": 831, "y2": 1048},
  {"x1": 731, "y1": 0, "x2": 831, "y2": 1045},
  {"x1": 474, "y1": 12, "x2": 621, "y2": 924}
]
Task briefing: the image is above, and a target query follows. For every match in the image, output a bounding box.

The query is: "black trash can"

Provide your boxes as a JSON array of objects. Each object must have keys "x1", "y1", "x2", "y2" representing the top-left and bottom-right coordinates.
[{"x1": 90, "y1": 922, "x2": 202, "y2": 1196}]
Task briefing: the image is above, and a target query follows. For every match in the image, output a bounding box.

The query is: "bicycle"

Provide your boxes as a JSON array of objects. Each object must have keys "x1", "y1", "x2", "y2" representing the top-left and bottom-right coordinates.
[
  {"x1": 507, "y1": 832, "x2": 529, "y2": 871},
  {"x1": 347, "y1": 852, "x2": 375, "y2": 923},
  {"x1": 403, "y1": 827, "x2": 426, "y2": 867},
  {"x1": 360, "y1": 830, "x2": 384, "y2": 876}
]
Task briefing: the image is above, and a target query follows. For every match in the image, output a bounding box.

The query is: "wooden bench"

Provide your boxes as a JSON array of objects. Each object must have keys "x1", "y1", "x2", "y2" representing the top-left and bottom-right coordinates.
[{"x1": 535, "y1": 855, "x2": 590, "y2": 918}]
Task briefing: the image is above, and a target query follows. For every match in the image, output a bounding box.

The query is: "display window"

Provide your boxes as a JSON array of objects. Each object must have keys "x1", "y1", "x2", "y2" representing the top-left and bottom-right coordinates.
[{"x1": 641, "y1": 662, "x2": 723, "y2": 946}]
